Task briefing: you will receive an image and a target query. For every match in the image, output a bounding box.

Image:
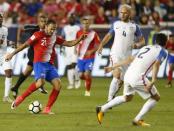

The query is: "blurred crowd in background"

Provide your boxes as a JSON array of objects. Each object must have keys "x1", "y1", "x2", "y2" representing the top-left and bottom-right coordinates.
[{"x1": 0, "y1": 0, "x2": 174, "y2": 28}]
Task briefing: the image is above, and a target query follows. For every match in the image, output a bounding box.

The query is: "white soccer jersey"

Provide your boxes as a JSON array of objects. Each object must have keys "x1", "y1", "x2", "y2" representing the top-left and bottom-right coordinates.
[
  {"x1": 62, "y1": 24, "x2": 80, "y2": 64},
  {"x1": 109, "y1": 21, "x2": 142, "y2": 58},
  {"x1": 0, "y1": 26, "x2": 8, "y2": 55},
  {"x1": 124, "y1": 45, "x2": 167, "y2": 85}
]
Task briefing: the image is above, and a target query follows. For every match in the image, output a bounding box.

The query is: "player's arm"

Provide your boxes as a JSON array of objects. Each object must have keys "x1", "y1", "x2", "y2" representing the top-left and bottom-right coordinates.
[
  {"x1": 104, "y1": 56, "x2": 135, "y2": 73},
  {"x1": 97, "y1": 25, "x2": 114, "y2": 54},
  {"x1": 145, "y1": 49, "x2": 167, "y2": 92},
  {"x1": 132, "y1": 25, "x2": 145, "y2": 49},
  {"x1": 62, "y1": 34, "x2": 87, "y2": 47},
  {"x1": 5, "y1": 42, "x2": 29, "y2": 61}
]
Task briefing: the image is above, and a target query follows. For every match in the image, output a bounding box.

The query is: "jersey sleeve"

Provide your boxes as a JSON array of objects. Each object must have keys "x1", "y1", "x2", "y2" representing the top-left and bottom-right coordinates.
[
  {"x1": 108, "y1": 24, "x2": 114, "y2": 36},
  {"x1": 27, "y1": 32, "x2": 40, "y2": 46},
  {"x1": 156, "y1": 48, "x2": 168, "y2": 63},
  {"x1": 135, "y1": 24, "x2": 142, "y2": 37},
  {"x1": 61, "y1": 28, "x2": 65, "y2": 38},
  {"x1": 0, "y1": 28, "x2": 8, "y2": 40},
  {"x1": 56, "y1": 36, "x2": 65, "y2": 45}
]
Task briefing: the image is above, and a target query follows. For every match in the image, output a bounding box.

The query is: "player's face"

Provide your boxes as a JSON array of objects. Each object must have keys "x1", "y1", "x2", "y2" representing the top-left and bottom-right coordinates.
[
  {"x1": 120, "y1": 7, "x2": 130, "y2": 22},
  {"x1": 38, "y1": 17, "x2": 47, "y2": 30},
  {"x1": 45, "y1": 23, "x2": 57, "y2": 36},
  {"x1": 82, "y1": 19, "x2": 90, "y2": 31}
]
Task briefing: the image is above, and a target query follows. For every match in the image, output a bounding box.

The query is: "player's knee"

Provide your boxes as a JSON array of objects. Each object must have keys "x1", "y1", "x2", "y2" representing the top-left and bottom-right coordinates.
[
  {"x1": 125, "y1": 95, "x2": 133, "y2": 102},
  {"x1": 36, "y1": 81, "x2": 45, "y2": 88},
  {"x1": 54, "y1": 80, "x2": 62, "y2": 90},
  {"x1": 151, "y1": 94, "x2": 160, "y2": 101}
]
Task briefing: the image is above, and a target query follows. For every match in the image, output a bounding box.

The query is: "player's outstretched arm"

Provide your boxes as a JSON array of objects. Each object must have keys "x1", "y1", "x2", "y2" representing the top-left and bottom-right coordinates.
[
  {"x1": 5, "y1": 42, "x2": 29, "y2": 61},
  {"x1": 62, "y1": 34, "x2": 87, "y2": 47},
  {"x1": 97, "y1": 33, "x2": 112, "y2": 55},
  {"x1": 104, "y1": 56, "x2": 134, "y2": 73}
]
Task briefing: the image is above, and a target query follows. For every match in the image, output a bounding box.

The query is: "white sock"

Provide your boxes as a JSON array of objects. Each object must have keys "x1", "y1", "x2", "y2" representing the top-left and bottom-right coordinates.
[
  {"x1": 74, "y1": 67, "x2": 80, "y2": 81},
  {"x1": 134, "y1": 98, "x2": 157, "y2": 121},
  {"x1": 102, "y1": 96, "x2": 126, "y2": 112},
  {"x1": 108, "y1": 78, "x2": 120, "y2": 101},
  {"x1": 4, "y1": 77, "x2": 12, "y2": 97},
  {"x1": 67, "y1": 69, "x2": 75, "y2": 86}
]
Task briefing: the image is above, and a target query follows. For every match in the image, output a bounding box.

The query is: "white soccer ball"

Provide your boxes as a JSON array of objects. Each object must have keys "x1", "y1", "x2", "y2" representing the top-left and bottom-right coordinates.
[{"x1": 28, "y1": 100, "x2": 42, "y2": 114}]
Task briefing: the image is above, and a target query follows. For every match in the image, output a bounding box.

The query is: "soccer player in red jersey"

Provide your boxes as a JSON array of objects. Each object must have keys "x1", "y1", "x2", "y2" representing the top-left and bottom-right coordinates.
[
  {"x1": 6, "y1": 19, "x2": 86, "y2": 114},
  {"x1": 165, "y1": 34, "x2": 174, "y2": 87},
  {"x1": 76, "y1": 17, "x2": 100, "y2": 96}
]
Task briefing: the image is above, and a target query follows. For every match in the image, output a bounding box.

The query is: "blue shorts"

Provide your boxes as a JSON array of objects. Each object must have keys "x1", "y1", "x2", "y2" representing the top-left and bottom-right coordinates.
[
  {"x1": 168, "y1": 54, "x2": 174, "y2": 64},
  {"x1": 33, "y1": 62, "x2": 59, "y2": 82},
  {"x1": 77, "y1": 58, "x2": 94, "y2": 72}
]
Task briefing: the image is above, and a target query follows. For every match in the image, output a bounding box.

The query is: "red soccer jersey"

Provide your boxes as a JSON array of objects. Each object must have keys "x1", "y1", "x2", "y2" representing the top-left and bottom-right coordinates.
[
  {"x1": 76, "y1": 29, "x2": 100, "y2": 59},
  {"x1": 27, "y1": 31, "x2": 65, "y2": 63},
  {"x1": 166, "y1": 41, "x2": 174, "y2": 51}
]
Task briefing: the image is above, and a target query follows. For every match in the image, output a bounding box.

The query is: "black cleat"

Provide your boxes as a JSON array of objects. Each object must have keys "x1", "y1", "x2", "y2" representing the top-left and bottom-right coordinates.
[
  {"x1": 11, "y1": 87, "x2": 18, "y2": 99},
  {"x1": 38, "y1": 87, "x2": 48, "y2": 94}
]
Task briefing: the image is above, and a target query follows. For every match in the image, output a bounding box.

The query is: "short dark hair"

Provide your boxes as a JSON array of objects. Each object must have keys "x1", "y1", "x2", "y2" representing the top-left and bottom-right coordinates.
[
  {"x1": 155, "y1": 33, "x2": 167, "y2": 47},
  {"x1": 46, "y1": 19, "x2": 56, "y2": 25}
]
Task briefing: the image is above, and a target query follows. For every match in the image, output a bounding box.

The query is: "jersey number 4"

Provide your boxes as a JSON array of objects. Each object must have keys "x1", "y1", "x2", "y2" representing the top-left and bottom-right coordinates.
[
  {"x1": 137, "y1": 47, "x2": 150, "y2": 58},
  {"x1": 122, "y1": 31, "x2": 126, "y2": 37}
]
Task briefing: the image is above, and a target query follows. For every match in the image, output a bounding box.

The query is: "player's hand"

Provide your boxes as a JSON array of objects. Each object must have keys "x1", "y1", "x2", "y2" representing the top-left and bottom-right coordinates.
[
  {"x1": 84, "y1": 50, "x2": 92, "y2": 57},
  {"x1": 80, "y1": 34, "x2": 88, "y2": 40},
  {"x1": 144, "y1": 82, "x2": 154, "y2": 92},
  {"x1": 5, "y1": 53, "x2": 13, "y2": 62},
  {"x1": 104, "y1": 66, "x2": 113, "y2": 73}
]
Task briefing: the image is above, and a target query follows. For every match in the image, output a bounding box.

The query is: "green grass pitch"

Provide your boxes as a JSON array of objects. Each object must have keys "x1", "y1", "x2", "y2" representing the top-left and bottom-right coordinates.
[{"x1": 0, "y1": 76, "x2": 174, "y2": 131}]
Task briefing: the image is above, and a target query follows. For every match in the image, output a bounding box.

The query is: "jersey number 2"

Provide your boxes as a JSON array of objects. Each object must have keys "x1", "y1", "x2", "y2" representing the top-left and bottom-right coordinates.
[{"x1": 137, "y1": 47, "x2": 150, "y2": 58}]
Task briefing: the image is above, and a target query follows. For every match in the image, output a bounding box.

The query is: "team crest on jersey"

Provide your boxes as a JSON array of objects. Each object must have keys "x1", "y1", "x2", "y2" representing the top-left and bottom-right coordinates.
[{"x1": 30, "y1": 35, "x2": 35, "y2": 40}]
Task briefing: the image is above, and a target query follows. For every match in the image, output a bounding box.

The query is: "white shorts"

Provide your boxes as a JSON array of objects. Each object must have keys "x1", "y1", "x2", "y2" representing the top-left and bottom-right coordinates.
[
  {"x1": 0, "y1": 54, "x2": 12, "y2": 70},
  {"x1": 123, "y1": 77, "x2": 159, "y2": 99},
  {"x1": 64, "y1": 47, "x2": 77, "y2": 65},
  {"x1": 110, "y1": 55, "x2": 129, "y2": 80}
]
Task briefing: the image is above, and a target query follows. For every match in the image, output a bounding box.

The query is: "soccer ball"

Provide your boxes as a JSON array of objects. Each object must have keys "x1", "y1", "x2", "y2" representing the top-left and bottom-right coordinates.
[{"x1": 28, "y1": 100, "x2": 42, "y2": 114}]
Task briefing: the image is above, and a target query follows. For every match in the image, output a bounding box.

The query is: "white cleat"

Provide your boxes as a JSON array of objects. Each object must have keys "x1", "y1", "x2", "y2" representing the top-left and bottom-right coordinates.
[
  {"x1": 67, "y1": 85, "x2": 74, "y2": 89},
  {"x1": 84, "y1": 91, "x2": 90, "y2": 96},
  {"x1": 75, "y1": 80, "x2": 81, "y2": 89},
  {"x1": 11, "y1": 101, "x2": 16, "y2": 109},
  {"x1": 3, "y1": 96, "x2": 13, "y2": 103}
]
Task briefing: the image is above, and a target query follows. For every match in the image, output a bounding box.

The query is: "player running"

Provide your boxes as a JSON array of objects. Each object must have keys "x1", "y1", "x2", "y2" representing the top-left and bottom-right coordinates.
[
  {"x1": 96, "y1": 33, "x2": 168, "y2": 126},
  {"x1": 97, "y1": 4, "x2": 145, "y2": 102}
]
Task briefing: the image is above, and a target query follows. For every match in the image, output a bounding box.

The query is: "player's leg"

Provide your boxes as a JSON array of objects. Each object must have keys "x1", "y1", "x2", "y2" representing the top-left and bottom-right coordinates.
[
  {"x1": 11, "y1": 62, "x2": 46, "y2": 109},
  {"x1": 42, "y1": 64, "x2": 61, "y2": 114},
  {"x1": 3, "y1": 69, "x2": 13, "y2": 103},
  {"x1": 11, "y1": 64, "x2": 33, "y2": 98},
  {"x1": 66, "y1": 64, "x2": 75, "y2": 89},
  {"x1": 96, "y1": 83, "x2": 134, "y2": 124},
  {"x1": 11, "y1": 79, "x2": 45, "y2": 109},
  {"x1": 166, "y1": 62, "x2": 174, "y2": 87},
  {"x1": 133, "y1": 80, "x2": 160, "y2": 127},
  {"x1": 3, "y1": 59, "x2": 13, "y2": 103}
]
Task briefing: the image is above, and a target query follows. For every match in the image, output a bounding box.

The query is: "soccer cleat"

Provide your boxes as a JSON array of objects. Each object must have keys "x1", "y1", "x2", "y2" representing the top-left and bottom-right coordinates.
[
  {"x1": 84, "y1": 91, "x2": 90, "y2": 96},
  {"x1": 67, "y1": 85, "x2": 74, "y2": 89},
  {"x1": 42, "y1": 107, "x2": 55, "y2": 115},
  {"x1": 38, "y1": 87, "x2": 48, "y2": 94},
  {"x1": 132, "y1": 120, "x2": 151, "y2": 127},
  {"x1": 3, "y1": 96, "x2": 13, "y2": 103},
  {"x1": 11, "y1": 101, "x2": 16, "y2": 109},
  {"x1": 75, "y1": 80, "x2": 81, "y2": 89},
  {"x1": 96, "y1": 106, "x2": 104, "y2": 124},
  {"x1": 11, "y1": 87, "x2": 18, "y2": 99},
  {"x1": 165, "y1": 83, "x2": 172, "y2": 88}
]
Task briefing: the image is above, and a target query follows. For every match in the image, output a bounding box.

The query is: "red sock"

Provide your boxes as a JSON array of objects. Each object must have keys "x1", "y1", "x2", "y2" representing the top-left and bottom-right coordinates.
[
  {"x1": 46, "y1": 88, "x2": 60, "y2": 109},
  {"x1": 85, "y1": 77, "x2": 92, "y2": 91},
  {"x1": 168, "y1": 69, "x2": 173, "y2": 82},
  {"x1": 15, "y1": 82, "x2": 37, "y2": 106}
]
